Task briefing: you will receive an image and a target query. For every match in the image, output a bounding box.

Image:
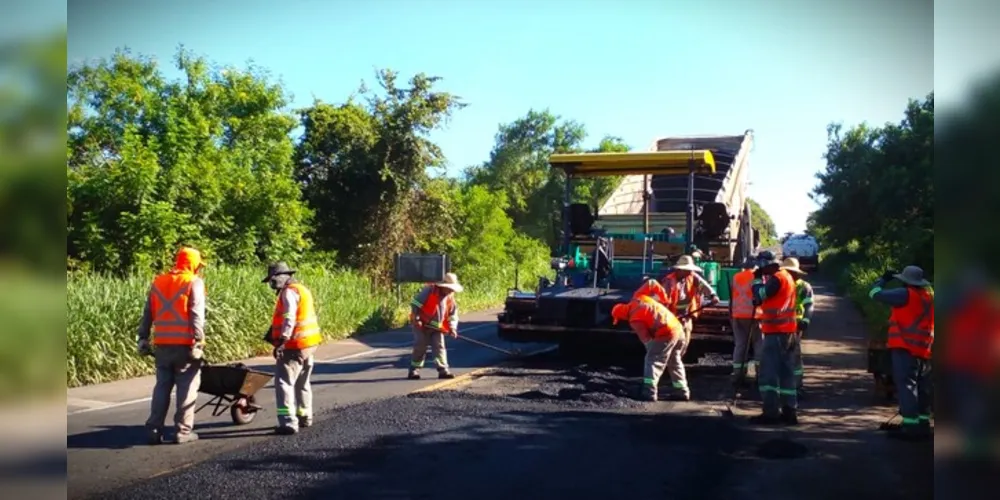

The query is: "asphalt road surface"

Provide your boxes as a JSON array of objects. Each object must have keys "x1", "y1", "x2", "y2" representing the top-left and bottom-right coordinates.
[{"x1": 69, "y1": 284, "x2": 937, "y2": 500}]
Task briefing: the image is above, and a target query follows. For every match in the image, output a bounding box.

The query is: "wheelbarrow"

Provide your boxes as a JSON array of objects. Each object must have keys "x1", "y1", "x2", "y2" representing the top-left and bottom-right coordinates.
[
  {"x1": 866, "y1": 339, "x2": 896, "y2": 403},
  {"x1": 196, "y1": 361, "x2": 273, "y2": 425}
]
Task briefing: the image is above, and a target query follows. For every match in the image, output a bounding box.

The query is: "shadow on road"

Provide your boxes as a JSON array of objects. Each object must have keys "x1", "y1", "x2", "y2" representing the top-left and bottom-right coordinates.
[{"x1": 67, "y1": 420, "x2": 247, "y2": 450}]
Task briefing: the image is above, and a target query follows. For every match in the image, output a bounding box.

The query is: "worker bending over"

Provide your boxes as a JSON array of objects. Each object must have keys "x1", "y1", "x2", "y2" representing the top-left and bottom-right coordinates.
[
  {"x1": 612, "y1": 289, "x2": 689, "y2": 402},
  {"x1": 870, "y1": 266, "x2": 934, "y2": 441},
  {"x1": 729, "y1": 258, "x2": 762, "y2": 388},
  {"x1": 137, "y1": 247, "x2": 207, "y2": 445},
  {"x1": 749, "y1": 254, "x2": 800, "y2": 425},
  {"x1": 408, "y1": 273, "x2": 463, "y2": 380},
  {"x1": 781, "y1": 257, "x2": 814, "y2": 398},
  {"x1": 263, "y1": 262, "x2": 324, "y2": 435}
]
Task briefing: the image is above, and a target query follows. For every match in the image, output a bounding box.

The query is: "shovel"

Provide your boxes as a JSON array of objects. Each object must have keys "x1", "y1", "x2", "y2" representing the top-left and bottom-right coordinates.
[
  {"x1": 453, "y1": 332, "x2": 525, "y2": 357},
  {"x1": 718, "y1": 306, "x2": 758, "y2": 419}
]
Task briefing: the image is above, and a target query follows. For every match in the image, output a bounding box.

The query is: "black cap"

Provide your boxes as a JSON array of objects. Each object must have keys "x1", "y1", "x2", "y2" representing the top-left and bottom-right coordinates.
[{"x1": 262, "y1": 262, "x2": 296, "y2": 283}]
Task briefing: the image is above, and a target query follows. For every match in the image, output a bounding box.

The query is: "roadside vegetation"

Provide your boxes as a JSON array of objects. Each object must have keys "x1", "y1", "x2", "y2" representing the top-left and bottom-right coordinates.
[{"x1": 806, "y1": 94, "x2": 934, "y2": 341}]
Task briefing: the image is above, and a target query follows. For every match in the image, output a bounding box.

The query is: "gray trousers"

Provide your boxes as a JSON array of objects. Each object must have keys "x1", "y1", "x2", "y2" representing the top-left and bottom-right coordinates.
[
  {"x1": 791, "y1": 331, "x2": 804, "y2": 389},
  {"x1": 410, "y1": 325, "x2": 449, "y2": 370},
  {"x1": 890, "y1": 348, "x2": 932, "y2": 432},
  {"x1": 731, "y1": 318, "x2": 762, "y2": 374},
  {"x1": 758, "y1": 333, "x2": 798, "y2": 415},
  {"x1": 145, "y1": 345, "x2": 202, "y2": 435},
  {"x1": 643, "y1": 335, "x2": 688, "y2": 396},
  {"x1": 274, "y1": 346, "x2": 317, "y2": 428}
]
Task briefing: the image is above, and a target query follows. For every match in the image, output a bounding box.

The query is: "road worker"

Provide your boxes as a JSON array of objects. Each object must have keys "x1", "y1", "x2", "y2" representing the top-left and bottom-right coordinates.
[
  {"x1": 137, "y1": 247, "x2": 207, "y2": 445},
  {"x1": 869, "y1": 266, "x2": 934, "y2": 441},
  {"x1": 749, "y1": 254, "x2": 800, "y2": 425},
  {"x1": 781, "y1": 257, "x2": 814, "y2": 398},
  {"x1": 938, "y1": 266, "x2": 1000, "y2": 457},
  {"x1": 632, "y1": 277, "x2": 671, "y2": 305},
  {"x1": 729, "y1": 258, "x2": 762, "y2": 388},
  {"x1": 611, "y1": 293, "x2": 689, "y2": 402},
  {"x1": 408, "y1": 273, "x2": 463, "y2": 380},
  {"x1": 263, "y1": 262, "x2": 324, "y2": 435},
  {"x1": 658, "y1": 254, "x2": 720, "y2": 358}
]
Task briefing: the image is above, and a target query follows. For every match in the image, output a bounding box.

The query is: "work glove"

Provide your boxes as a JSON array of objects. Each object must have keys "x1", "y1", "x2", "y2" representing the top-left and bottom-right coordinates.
[
  {"x1": 137, "y1": 338, "x2": 153, "y2": 357},
  {"x1": 710, "y1": 295, "x2": 720, "y2": 306},
  {"x1": 273, "y1": 343, "x2": 285, "y2": 360},
  {"x1": 797, "y1": 320, "x2": 809, "y2": 335},
  {"x1": 753, "y1": 268, "x2": 763, "y2": 279},
  {"x1": 190, "y1": 342, "x2": 205, "y2": 361},
  {"x1": 448, "y1": 329, "x2": 458, "y2": 338},
  {"x1": 881, "y1": 269, "x2": 897, "y2": 282}
]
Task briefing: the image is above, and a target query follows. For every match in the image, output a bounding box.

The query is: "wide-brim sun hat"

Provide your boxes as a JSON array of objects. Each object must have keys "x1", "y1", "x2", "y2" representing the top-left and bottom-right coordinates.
[
  {"x1": 780, "y1": 257, "x2": 807, "y2": 276},
  {"x1": 671, "y1": 255, "x2": 702, "y2": 272},
  {"x1": 262, "y1": 261, "x2": 296, "y2": 283},
  {"x1": 436, "y1": 272, "x2": 464, "y2": 292},
  {"x1": 894, "y1": 266, "x2": 930, "y2": 287}
]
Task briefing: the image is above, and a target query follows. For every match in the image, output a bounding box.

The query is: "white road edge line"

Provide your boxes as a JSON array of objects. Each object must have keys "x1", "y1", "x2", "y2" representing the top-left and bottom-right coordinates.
[{"x1": 68, "y1": 322, "x2": 500, "y2": 416}]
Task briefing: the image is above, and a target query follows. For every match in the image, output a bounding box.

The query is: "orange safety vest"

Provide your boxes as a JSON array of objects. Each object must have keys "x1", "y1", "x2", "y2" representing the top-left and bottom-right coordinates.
[
  {"x1": 628, "y1": 295, "x2": 685, "y2": 340},
  {"x1": 411, "y1": 285, "x2": 457, "y2": 332},
  {"x1": 270, "y1": 282, "x2": 323, "y2": 350},
  {"x1": 659, "y1": 272, "x2": 702, "y2": 319},
  {"x1": 730, "y1": 269, "x2": 762, "y2": 319},
  {"x1": 943, "y1": 290, "x2": 1000, "y2": 376},
  {"x1": 149, "y1": 272, "x2": 198, "y2": 346},
  {"x1": 759, "y1": 269, "x2": 798, "y2": 334},
  {"x1": 632, "y1": 279, "x2": 670, "y2": 305},
  {"x1": 887, "y1": 287, "x2": 934, "y2": 360}
]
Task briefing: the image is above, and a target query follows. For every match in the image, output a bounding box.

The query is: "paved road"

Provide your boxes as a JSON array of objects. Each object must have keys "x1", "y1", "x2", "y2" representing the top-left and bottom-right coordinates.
[
  {"x1": 86, "y1": 281, "x2": 935, "y2": 500},
  {"x1": 67, "y1": 309, "x2": 552, "y2": 500}
]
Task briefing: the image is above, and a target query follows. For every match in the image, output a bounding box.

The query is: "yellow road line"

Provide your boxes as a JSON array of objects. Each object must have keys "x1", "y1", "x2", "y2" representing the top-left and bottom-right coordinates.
[{"x1": 409, "y1": 366, "x2": 495, "y2": 394}]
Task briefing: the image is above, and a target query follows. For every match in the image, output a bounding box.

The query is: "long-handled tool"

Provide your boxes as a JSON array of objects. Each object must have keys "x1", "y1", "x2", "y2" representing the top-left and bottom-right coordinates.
[
  {"x1": 718, "y1": 305, "x2": 757, "y2": 419},
  {"x1": 453, "y1": 332, "x2": 525, "y2": 357}
]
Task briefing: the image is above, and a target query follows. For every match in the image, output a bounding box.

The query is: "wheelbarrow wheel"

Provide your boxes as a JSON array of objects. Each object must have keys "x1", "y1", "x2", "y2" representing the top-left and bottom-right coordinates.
[{"x1": 231, "y1": 396, "x2": 258, "y2": 425}]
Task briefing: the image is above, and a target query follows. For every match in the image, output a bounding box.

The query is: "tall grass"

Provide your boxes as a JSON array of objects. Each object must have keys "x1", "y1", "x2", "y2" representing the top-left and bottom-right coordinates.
[
  {"x1": 68, "y1": 260, "x2": 549, "y2": 387},
  {"x1": 817, "y1": 242, "x2": 918, "y2": 343}
]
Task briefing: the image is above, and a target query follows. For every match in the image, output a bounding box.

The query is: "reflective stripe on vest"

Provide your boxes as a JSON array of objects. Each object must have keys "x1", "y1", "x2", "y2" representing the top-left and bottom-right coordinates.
[
  {"x1": 661, "y1": 273, "x2": 702, "y2": 318},
  {"x1": 759, "y1": 270, "x2": 798, "y2": 334},
  {"x1": 730, "y1": 270, "x2": 760, "y2": 319},
  {"x1": 411, "y1": 285, "x2": 456, "y2": 332},
  {"x1": 150, "y1": 273, "x2": 195, "y2": 346},
  {"x1": 635, "y1": 296, "x2": 684, "y2": 339},
  {"x1": 888, "y1": 287, "x2": 934, "y2": 359},
  {"x1": 270, "y1": 283, "x2": 323, "y2": 350}
]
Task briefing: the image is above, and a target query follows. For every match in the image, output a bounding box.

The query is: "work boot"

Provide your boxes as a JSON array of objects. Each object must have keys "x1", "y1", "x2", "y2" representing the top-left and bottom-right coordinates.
[
  {"x1": 172, "y1": 431, "x2": 199, "y2": 444},
  {"x1": 408, "y1": 368, "x2": 421, "y2": 380},
  {"x1": 780, "y1": 406, "x2": 799, "y2": 425},
  {"x1": 298, "y1": 416, "x2": 313, "y2": 428},
  {"x1": 438, "y1": 369, "x2": 455, "y2": 379},
  {"x1": 638, "y1": 385, "x2": 657, "y2": 402},
  {"x1": 748, "y1": 413, "x2": 782, "y2": 425},
  {"x1": 146, "y1": 428, "x2": 164, "y2": 445},
  {"x1": 668, "y1": 391, "x2": 690, "y2": 402},
  {"x1": 275, "y1": 425, "x2": 298, "y2": 436}
]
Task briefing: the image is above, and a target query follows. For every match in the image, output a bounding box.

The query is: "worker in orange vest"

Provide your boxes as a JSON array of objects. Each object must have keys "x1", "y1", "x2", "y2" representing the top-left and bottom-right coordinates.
[
  {"x1": 748, "y1": 254, "x2": 800, "y2": 425},
  {"x1": 729, "y1": 258, "x2": 763, "y2": 388},
  {"x1": 408, "y1": 273, "x2": 463, "y2": 380},
  {"x1": 137, "y1": 247, "x2": 207, "y2": 445},
  {"x1": 611, "y1": 292, "x2": 689, "y2": 402},
  {"x1": 659, "y1": 254, "x2": 720, "y2": 357},
  {"x1": 263, "y1": 262, "x2": 324, "y2": 435},
  {"x1": 939, "y1": 266, "x2": 1000, "y2": 457},
  {"x1": 870, "y1": 266, "x2": 935, "y2": 441}
]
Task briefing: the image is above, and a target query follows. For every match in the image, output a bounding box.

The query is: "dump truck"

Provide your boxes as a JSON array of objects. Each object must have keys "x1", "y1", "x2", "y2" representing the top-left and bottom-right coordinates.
[
  {"x1": 497, "y1": 131, "x2": 759, "y2": 362},
  {"x1": 780, "y1": 233, "x2": 820, "y2": 272}
]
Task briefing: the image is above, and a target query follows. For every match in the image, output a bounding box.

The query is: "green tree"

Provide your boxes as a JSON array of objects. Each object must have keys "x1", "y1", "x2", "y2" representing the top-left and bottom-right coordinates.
[
  {"x1": 810, "y1": 93, "x2": 933, "y2": 272},
  {"x1": 66, "y1": 47, "x2": 313, "y2": 275},
  {"x1": 294, "y1": 70, "x2": 466, "y2": 285},
  {"x1": 464, "y1": 109, "x2": 630, "y2": 250},
  {"x1": 747, "y1": 198, "x2": 778, "y2": 246}
]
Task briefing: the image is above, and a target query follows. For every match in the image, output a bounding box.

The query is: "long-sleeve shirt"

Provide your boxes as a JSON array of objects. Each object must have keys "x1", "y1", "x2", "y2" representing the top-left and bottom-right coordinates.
[
  {"x1": 276, "y1": 285, "x2": 300, "y2": 342},
  {"x1": 663, "y1": 272, "x2": 717, "y2": 313},
  {"x1": 411, "y1": 285, "x2": 459, "y2": 332},
  {"x1": 137, "y1": 276, "x2": 206, "y2": 342},
  {"x1": 796, "y1": 279, "x2": 815, "y2": 324},
  {"x1": 868, "y1": 278, "x2": 910, "y2": 308}
]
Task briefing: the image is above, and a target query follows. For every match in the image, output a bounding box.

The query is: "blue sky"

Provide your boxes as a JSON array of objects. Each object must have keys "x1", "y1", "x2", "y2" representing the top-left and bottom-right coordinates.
[{"x1": 67, "y1": 0, "x2": 932, "y2": 235}]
